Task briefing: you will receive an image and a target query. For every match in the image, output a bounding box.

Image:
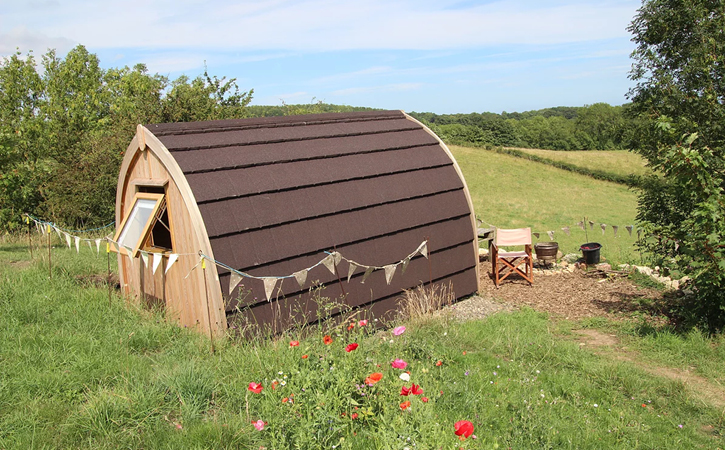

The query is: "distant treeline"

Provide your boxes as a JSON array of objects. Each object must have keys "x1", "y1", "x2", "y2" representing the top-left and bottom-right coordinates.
[{"x1": 409, "y1": 103, "x2": 636, "y2": 151}]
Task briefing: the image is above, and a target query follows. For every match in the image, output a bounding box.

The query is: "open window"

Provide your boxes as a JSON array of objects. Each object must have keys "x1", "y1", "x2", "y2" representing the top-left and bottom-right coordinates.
[{"x1": 113, "y1": 192, "x2": 170, "y2": 256}]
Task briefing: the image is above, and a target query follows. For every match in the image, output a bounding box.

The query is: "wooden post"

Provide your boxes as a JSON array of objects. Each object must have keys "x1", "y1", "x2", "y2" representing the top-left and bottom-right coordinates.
[
  {"x1": 201, "y1": 257, "x2": 215, "y2": 353},
  {"x1": 107, "y1": 239, "x2": 112, "y2": 307},
  {"x1": 27, "y1": 217, "x2": 33, "y2": 259},
  {"x1": 47, "y1": 224, "x2": 52, "y2": 279},
  {"x1": 426, "y1": 237, "x2": 432, "y2": 287}
]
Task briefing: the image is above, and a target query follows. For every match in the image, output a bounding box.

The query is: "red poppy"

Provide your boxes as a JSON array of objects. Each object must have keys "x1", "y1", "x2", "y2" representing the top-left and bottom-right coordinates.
[
  {"x1": 347, "y1": 323, "x2": 355, "y2": 331},
  {"x1": 421, "y1": 397, "x2": 429, "y2": 403},
  {"x1": 282, "y1": 397, "x2": 290, "y2": 403},
  {"x1": 248, "y1": 382, "x2": 263, "y2": 394},
  {"x1": 271, "y1": 380, "x2": 279, "y2": 390},
  {"x1": 302, "y1": 354, "x2": 309, "y2": 359},
  {"x1": 462, "y1": 351, "x2": 467, "y2": 355},
  {"x1": 323, "y1": 335, "x2": 333, "y2": 345},
  {"x1": 400, "y1": 385, "x2": 411, "y2": 396},
  {"x1": 400, "y1": 400, "x2": 411, "y2": 410},
  {"x1": 289, "y1": 340, "x2": 299, "y2": 347},
  {"x1": 346, "y1": 343, "x2": 359, "y2": 352},
  {"x1": 351, "y1": 413, "x2": 359, "y2": 420},
  {"x1": 410, "y1": 384, "x2": 423, "y2": 395},
  {"x1": 358, "y1": 319, "x2": 368, "y2": 327},
  {"x1": 435, "y1": 360, "x2": 443, "y2": 366},
  {"x1": 365, "y1": 372, "x2": 383, "y2": 385},
  {"x1": 454, "y1": 420, "x2": 474, "y2": 440}
]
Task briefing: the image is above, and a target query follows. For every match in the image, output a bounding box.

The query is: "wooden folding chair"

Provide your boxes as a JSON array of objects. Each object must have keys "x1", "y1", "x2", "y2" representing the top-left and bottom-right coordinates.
[{"x1": 491, "y1": 227, "x2": 533, "y2": 287}]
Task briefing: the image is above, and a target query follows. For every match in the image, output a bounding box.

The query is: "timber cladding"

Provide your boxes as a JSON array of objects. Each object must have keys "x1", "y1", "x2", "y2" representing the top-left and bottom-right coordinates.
[{"x1": 124, "y1": 110, "x2": 478, "y2": 334}]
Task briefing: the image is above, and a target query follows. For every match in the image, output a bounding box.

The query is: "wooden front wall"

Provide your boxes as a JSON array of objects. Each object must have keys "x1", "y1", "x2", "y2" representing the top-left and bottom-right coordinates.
[{"x1": 118, "y1": 146, "x2": 226, "y2": 336}]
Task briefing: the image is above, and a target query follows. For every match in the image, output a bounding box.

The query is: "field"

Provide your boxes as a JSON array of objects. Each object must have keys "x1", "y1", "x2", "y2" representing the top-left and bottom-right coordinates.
[
  {"x1": 508, "y1": 148, "x2": 651, "y2": 178},
  {"x1": 449, "y1": 145, "x2": 642, "y2": 265}
]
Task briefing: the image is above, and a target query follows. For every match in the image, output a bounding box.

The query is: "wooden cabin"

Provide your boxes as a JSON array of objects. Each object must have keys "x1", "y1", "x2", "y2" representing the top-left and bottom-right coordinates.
[{"x1": 114, "y1": 110, "x2": 480, "y2": 336}]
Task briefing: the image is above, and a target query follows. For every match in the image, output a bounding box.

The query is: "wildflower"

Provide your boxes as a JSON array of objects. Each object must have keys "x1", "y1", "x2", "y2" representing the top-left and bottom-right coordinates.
[
  {"x1": 421, "y1": 397, "x2": 429, "y2": 403},
  {"x1": 302, "y1": 354, "x2": 309, "y2": 359},
  {"x1": 462, "y1": 351, "x2": 467, "y2": 355},
  {"x1": 323, "y1": 335, "x2": 333, "y2": 345},
  {"x1": 400, "y1": 400, "x2": 411, "y2": 410},
  {"x1": 282, "y1": 397, "x2": 289, "y2": 403},
  {"x1": 393, "y1": 326, "x2": 406, "y2": 336},
  {"x1": 289, "y1": 340, "x2": 299, "y2": 347},
  {"x1": 435, "y1": 360, "x2": 442, "y2": 367},
  {"x1": 454, "y1": 420, "x2": 474, "y2": 440},
  {"x1": 248, "y1": 382, "x2": 263, "y2": 394},
  {"x1": 351, "y1": 413, "x2": 359, "y2": 420},
  {"x1": 271, "y1": 380, "x2": 279, "y2": 390},
  {"x1": 401, "y1": 385, "x2": 411, "y2": 396},
  {"x1": 391, "y1": 359, "x2": 408, "y2": 369},
  {"x1": 642, "y1": 404, "x2": 647, "y2": 408},
  {"x1": 252, "y1": 419, "x2": 267, "y2": 431},
  {"x1": 346, "y1": 343, "x2": 359, "y2": 352},
  {"x1": 365, "y1": 372, "x2": 383, "y2": 386},
  {"x1": 678, "y1": 424, "x2": 683, "y2": 429},
  {"x1": 464, "y1": 370, "x2": 470, "y2": 376},
  {"x1": 410, "y1": 384, "x2": 423, "y2": 395},
  {"x1": 399, "y1": 373, "x2": 410, "y2": 382},
  {"x1": 347, "y1": 323, "x2": 354, "y2": 331},
  {"x1": 358, "y1": 319, "x2": 368, "y2": 327}
]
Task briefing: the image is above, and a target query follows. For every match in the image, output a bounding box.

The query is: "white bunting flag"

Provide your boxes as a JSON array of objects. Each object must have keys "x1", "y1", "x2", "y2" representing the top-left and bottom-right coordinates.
[
  {"x1": 55, "y1": 227, "x2": 62, "y2": 239},
  {"x1": 74, "y1": 236, "x2": 80, "y2": 253},
  {"x1": 152, "y1": 252, "x2": 163, "y2": 275},
  {"x1": 361, "y1": 266, "x2": 374, "y2": 284},
  {"x1": 165, "y1": 254, "x2": 178, "y2": 274},
  {"x1": 612, "y1": 225, "x2": 619, "y2": 237},
  {"x1": 322, "y1": 254, "x2": 337, "y2": 275},
  {"x1": 578, "y1": 221, "x2": 585, "y2": 231},
  {"x1": 562, "y1": 226, "x2": 571, "y2": 236},
  {"x1": 65, "y1": 233, "x2": 72, "y2": 248},
  {"x1": 347, "y1": 263, "x2": 357, "y2": 282},
  {"x1": 420, "y1": 241, "x2": 428, "y2": 259},
  {"x1": 140, "y1": 251, "x2": 149, "y2": 268},
  {"x1": 533, "y1": 232, "x2": 540, "y2": 239},
  {"x1": 333, "y1": 251, "x2": 342, "y2": 266},
  {"x1": 401, "y1": 257, "x2": 411, "y2": 275},
  {"x1": 384, "y1": 264, "x2": 396, "y2": 285},
  {"x1": 40, "y1": 222, "x2": 46, "y2": 235},
  {"x1": 600, "y1": 223, "x2": 607, "y2": 235},
  {"x1": 675, "y1": 242, "x2": 680, "y2": 252},
  {"x1": 263, "y1": 277, "x2": 278, "y2": 301},
  {"x1": 125, "y1": 248, "x2": 134, "y2": 271},
  {"x1": 626, "y1": 225, "x2": 634, "y2": 236},
  {"x1": 589, "y1": 221, "x2": 595, "y2": 230},
  {"x1": 86, "y1": 240, "x2": 93, "y2": 251},
  {"x1": 547, "y1": 231, "x2": 555, "y2": 241},
  {"x1": 229, "y1": 271, "x2": 244, "y2": 294},
  {"x1": 637, "y1": 229, "x2": 642, "y2": 240},
  {"x1": 293, "y1": 269, "x2": 308, "y2": 288},
  {"x1": 95, "y1": 239, "x2": 102, "y2": 253}
]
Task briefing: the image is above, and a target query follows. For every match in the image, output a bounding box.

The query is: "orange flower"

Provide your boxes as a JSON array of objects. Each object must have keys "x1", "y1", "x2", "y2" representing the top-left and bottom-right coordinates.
[
  {"x1": 400, "y1": 400, "x2": 411, "y2": 410},
  {"x1": 302, "y1": 354, "x2": 309, "y2": 359},
  {"x1": 271, "y1": 380, "x2": 279, "y2": 390},
  {"x1": 351, "y1": 412, "x2": 359, "y2": 420},
  {"x1": 462, "y1": 351, "x2": 467, "y2": 355},
  {"x1": 347, "y1": 323, "x2": 354, "y2": 331},
  {"x1": 435, "y1": 360, "x2": 442, "y2": 366},
  {"x1": 282, "y1": 397, "x2": 289, "y2": 403},
  {"x1": 323, "y1": 335, "x2": 333, "y2": 345},
  {"x1": 290, "y1": 340, "x2": 300, "y2": 347},
  {"x1": 365, "y1": 372, "x2": 383, "y2": 385}
]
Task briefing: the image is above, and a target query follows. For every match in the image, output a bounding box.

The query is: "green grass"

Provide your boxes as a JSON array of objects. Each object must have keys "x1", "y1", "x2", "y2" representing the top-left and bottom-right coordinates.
[
  {"x1": 1, "y1": 242, "x2": 723, "y2": 449},
  {"x1": 450, "y1": 145, "x2": 642, "y2": 265},
  {"x1": 510, "y1": 148, "x2": 651, "y2": 178}
]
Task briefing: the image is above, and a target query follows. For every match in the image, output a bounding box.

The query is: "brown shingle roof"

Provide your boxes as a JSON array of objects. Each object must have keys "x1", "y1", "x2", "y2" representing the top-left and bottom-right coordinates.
[{"x1": 148, "y1": 110, "x2": 477, "y2": 322}]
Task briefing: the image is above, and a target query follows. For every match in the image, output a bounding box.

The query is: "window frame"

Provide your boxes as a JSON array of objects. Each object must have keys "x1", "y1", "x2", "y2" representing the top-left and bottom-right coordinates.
[{"x1": 113, "y1": 192, "x2": 166, "y2": 257}]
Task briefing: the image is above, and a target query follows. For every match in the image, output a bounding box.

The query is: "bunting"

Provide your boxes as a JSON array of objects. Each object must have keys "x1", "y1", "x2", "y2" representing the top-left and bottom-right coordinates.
[
  {"x1": 293, "y1": 269, "x2": 308, "y2": 288},
  {"x1": 263, "y1": 277, "x2": 278, "y2": 301},
  {"x1": 229, "y1": 271, "x2": 244, "y2": 294},
  {"x1": 165, "y1": 254, "x2": 178, "y2": 274},
  {"x1": 562, "y1": 226, "x2": 571, "y2": 236},
  {"x1": 384, "y1": 264, "x2": 396, "y2": 285},
  {"x1": 600, "y1": 223, "x2": 607, "y2": 235},
  {"x1": 347, "y1": 263, "x2": 357, "y2": 282},
  {"x1": 547, "y1": 231, "x2": 555, "y2": 241},
  {"x1": 152, "y1": 252, "x2": 163, "y2": 275},
  {"x1": 626, "y1": 225, "x2": 634, "y2": 236},
  {"x1": 612, "y1": 225, "x2": 619, "y2": 238}
]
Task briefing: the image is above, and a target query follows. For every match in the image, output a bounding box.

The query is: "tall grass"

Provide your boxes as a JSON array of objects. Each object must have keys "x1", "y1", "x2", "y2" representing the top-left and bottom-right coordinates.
[{"x1": 1, "y1": 243, "x2": 723, "y2": 448}]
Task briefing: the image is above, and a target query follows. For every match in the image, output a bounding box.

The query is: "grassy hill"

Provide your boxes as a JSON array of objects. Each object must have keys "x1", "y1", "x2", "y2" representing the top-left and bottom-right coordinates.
[{"x1": 510, "y1": 148, "x2": 650, "y2": 178}]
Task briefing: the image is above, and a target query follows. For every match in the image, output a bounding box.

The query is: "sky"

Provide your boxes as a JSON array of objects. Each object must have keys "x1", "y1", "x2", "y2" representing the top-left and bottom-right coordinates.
[{"x1": 0, "y1": 0, "x2": 642, "y2": 114}]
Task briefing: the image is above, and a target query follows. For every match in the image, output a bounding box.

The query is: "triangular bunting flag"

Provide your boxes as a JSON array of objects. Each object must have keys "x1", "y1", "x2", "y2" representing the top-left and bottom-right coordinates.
[
  {"x1": 578, "y1": 221, "x2": 585, "y2": 231},
  {"x1": 86, "y1": 240, "x2": 93, "y2": 251},
  {"x1": 65, "y1": 233, "x2": 72, "y2": 248},
  {"x1": 600, "y1": 223, "x2": 606, "y2": 235},
  {"x1": 229, "y1": 271, "x2": 244, "y2": 294},
  {"x1": 383, "y1": 264, "x2": 396, "y2": 285},
  {"x1": 533, "y1": 232, "x2": 540, "y2": 239},
  {"x1": 152, "y1": 252, "x2": 163, "y2": 275},
  {"x1": 347, "y1": 263, "x2": 357, "y2": 283},
  {"x1": 626, "y1": 225, "x2": 633, "y2": 236},
  {"x1": 40, "y1": 223, "x2": 46, "y2": 235},
  {"x1": 589, "y1": 221, "x2": 595, "y2": 229},
  {"x1": 125, "y1": 248, "x2": 134, "y2": 271},
  {"x1": 401, "y1": 257, "x2": 411, "y2": 275},
  {"x1": 547, "y1": 231, "x2": 555, "y2": 241},
  {"x1": 562, "y1": 226, "x2": 571, "y2": 236},
  {"x1": 95, "y1": 239, "x2": 102, "y2": 253},
  {"x1": 74, "y1": 236, "x2": 80, "y2": 253},
  {"x1": 361, "y1": 266, "x2": 374, "y2": 284},
  {"x1": 165, "y1": 254, "x2": 178, "y2": 274},
  {"x1": 333, "y1": 251, "x2": 342, "y2": 266},
  {"x1": 293, "y1": 269, "x2": 308, "y2": 288},
  {"x1": 637, "y1": 229, "x2": 642, "y2": 240},
  {"x1": 140, "y1": 251, "x2": 149, "y2": 268},
  {"x1": 675, "y1": 242, "x2": 680, "y2": 252},
  {"x1": 612, "y1": 225, "x2": 619, "y2": 237},
  {"x1": 420, "y1": 241, "x2": 428, "y2": 259},
  {"x1": 263, "y1": 277, "x2": 278, "y2": 301},
  {"x1": 322, "y1": 254, "x2": 337, "y2": 274},
  {"x1": 55, "y1": 227, "x2": 62, "y2": 239}
]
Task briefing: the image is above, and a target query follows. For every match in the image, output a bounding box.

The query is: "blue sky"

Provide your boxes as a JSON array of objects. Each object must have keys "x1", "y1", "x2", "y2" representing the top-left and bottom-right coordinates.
[{"x1": 0, "y1": 0, "x2": 641, "y2": 114}]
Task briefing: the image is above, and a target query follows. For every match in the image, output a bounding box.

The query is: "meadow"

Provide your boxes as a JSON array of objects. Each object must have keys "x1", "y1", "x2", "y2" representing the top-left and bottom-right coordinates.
[
  {"x1": 508, "y1": 148, "x2": 651, "y2": 178},
  {"x1": 1, "y1": 147, "x2": 724, "y2": 449}
]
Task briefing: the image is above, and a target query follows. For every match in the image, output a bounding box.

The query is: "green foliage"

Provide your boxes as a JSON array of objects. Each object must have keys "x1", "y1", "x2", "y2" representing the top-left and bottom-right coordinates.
[
  {"x1": 0, "y1": 46, "x2": 254, "y2": 231},
  {"x1": 628, "y1": 0, "x2": 725, "y2": 331}
]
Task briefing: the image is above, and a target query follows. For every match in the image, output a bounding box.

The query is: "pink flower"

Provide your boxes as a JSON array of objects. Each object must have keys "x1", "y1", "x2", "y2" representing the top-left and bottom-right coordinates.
[
  {"x1": 248, "y1": 382, "x2": 263, "y2": 394},
  {"x1": 346, "y1": 343, "x2": 359, "y2": 352},
  {"x1": 391, "y1": 358, "x2": 408, "y2": 369},
  {"x1": 421, "y1": 396, "x2": 429, "y2": 403},
  {"x1": 392, "y1": 326, "x2": 406, "y2": 336},
  {"x1": 358, "y1": 319, "x2": 368, "y2": 327},
  {"x1": 252, "y1": 419, "x2": 267, "y2": 431}
]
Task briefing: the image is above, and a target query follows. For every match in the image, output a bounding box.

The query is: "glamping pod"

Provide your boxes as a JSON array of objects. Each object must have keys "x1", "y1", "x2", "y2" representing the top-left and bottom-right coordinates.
[{"x1": 115, "y1": 110, "x2": 480, "y2": 336}]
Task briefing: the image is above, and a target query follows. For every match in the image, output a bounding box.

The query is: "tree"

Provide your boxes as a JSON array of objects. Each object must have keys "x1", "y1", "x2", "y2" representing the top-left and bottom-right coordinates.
[{"x1": 628, "y1": 0, "x2": 725, "y2": 331}]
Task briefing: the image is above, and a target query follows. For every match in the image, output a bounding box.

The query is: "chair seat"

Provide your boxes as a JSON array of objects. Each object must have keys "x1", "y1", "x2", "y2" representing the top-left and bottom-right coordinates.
[{"x1": 498, "y1": 250, "x2": 528, "y2": 258}]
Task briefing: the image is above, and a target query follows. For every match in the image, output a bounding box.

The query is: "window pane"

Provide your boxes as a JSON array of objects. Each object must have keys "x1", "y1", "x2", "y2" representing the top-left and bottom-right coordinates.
[{"x1": 117, "y1": 199, "x2": 158, "y2": 249}]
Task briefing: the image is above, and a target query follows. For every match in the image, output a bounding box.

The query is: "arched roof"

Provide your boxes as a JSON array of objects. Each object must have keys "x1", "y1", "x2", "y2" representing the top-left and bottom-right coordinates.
[{"x1": 144, "y1": 110, "x2": 479, "y2": 321}]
